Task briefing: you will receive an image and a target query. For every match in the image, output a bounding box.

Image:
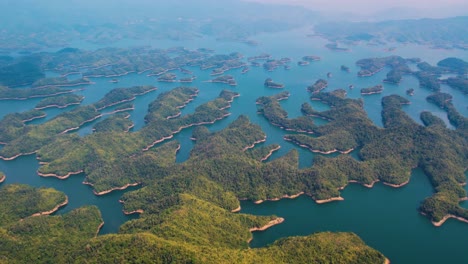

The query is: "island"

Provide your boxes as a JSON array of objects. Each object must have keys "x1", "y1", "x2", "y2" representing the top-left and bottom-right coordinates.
[
  {"x1": 406, "y1": 88, "x2": 415, "y2": 96},
  {"x1": 0, "y1": 171, "x2": 5, "y2": 183},
  {"x1": 35, "y1": 94, "x2": 84, "y2": 110},
  {"x1": 157, "y1": 73, "x2": 177, "y2": 82},
  {"x1": 32, "y1": 77, "x2": 92, "y2": 88},
  {"x1": 264, "y1": 78, "x2": 285, "y2": 89},
  {"x1": 297, "y1": 60, "x2": 310, "y2": 66},
  {"x1": 361, "y1": 85, "x2": 384, "y2": 95},
  {"x1": 206, "y1": 75, "x2": 237, "y2": 86},
  {"x1": 307, "y1": 79, "x2": 328, "y2": 94},
  {"x1": 325, "y1": 43, "x2": 350, "y2": 51},
  {"x1": 302, "y1": 55, "x2": 321, "y2": 62},
  {"x1": 341, "y1": 65, "x2": 350, "y2": 72}
]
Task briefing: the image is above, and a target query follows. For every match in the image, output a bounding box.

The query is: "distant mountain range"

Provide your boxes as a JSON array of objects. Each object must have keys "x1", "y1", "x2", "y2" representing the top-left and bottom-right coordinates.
[{"x1": 314, "y1": 16, "x2": 468, "y2": 50}]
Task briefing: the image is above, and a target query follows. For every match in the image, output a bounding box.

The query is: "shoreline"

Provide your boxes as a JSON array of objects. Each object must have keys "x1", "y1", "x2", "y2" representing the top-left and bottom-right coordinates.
[
  {"x1": 35, "y1": 101, "x2": 82, "y2": 110},
  {"x1": 383, "y1": 179, "x2": 410, "y2": 188},
  {"x1": 38, "y1": 170, "x2": 84, "y2": 180},
  {"x1": 253, "y1": 192, "x2": 305, "y2": 205},
  {"x1": 0, "y1": 151, "x2": 37, "y2": 161},
  {"x1": 242, "y1": 137, "x2": 267, "y2": 151},
  {"x1": 95, "y1": 222, "x2": 104, "y2": 237},
  {"x1": 283, "y1": 137, "x2": 353, "y2": 154},
  {"x1": 0, "y1": 174, "x2": 5, "y2": 183},
  {"x1": 431, "y1": 214, "x2": 468, "y2": 227},
  {"x1": 315, "y1": 196, "x2": 344, "y2": 204},
  {"x1": 231, "y1": 206, "x2": 241, "y2": 213},
  {"x1": 260, "y1": 146, "x2": 281, "y2": 162},
  {"x1": 32, "y1": 195, "x2": 68, "y2": 216},
  {"x1": 85, "y1": 182, "x2": 141, "y2": 196},
  {"x1": 123, "y1": 209, "x2": 144, "y2": 215},
  {"x1": 249, "y1": 217, "x2": 285, "y2": 232}
]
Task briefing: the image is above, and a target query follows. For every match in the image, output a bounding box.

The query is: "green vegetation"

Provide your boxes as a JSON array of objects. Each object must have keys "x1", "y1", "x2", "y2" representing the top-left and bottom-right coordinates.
[
  {"x1": 445, "y1": 77, "x2": 468, "y2": 94},
  {"x1": 0, "y1": 86, "x2": 156, "y2": 160},
  {"x1": 256, "y1": 92, "x2": 315, "y2": 133},
  {"x1": 361, "y1": 85, "x2": 384, "y2": 95},
  {"x1": 0, "y1": 110, "x2": 45, "y2": 143},
  {"x1": 356, "y1": 56, "x2": 411, "y2": 80},
  {"x1": 35, "y1": 94, "x2": 84, "y2": 109},
  {"x1": 0, "y1": 184, "x2": 67, "y2": 226},
  {"x1": 264, "y1": 78, "x2": 284, "y2": 88},
  {"x1": 0, "y1": 61, "x2": 44, "y2": 87},
  {"x1": 437, "y1": 57, "x2": 468, "y2": 74},
  {"x1": 32, "y1": 77, "x2": 92, "y2": 88},
  {"x1": 93, "y1": 113, "x2": 133, "y2": 133},
  {"x1": 258, "y1": 89, "x2": 467, "y2": 223},
  {"x1": 35, "y1": 88, "x2": 238, "y2": 188},
  {"x1": 0, "y1": 86, "x2": 75, "y2": 100},
  {"x1": 307, "y1": 79, "x2": 328, "y2": 94}
]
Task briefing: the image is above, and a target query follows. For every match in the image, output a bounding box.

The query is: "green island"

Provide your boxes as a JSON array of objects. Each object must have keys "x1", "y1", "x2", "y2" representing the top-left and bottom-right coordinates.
[
  {"x1": 93, "y1": 113, "x2": 134, "y2": 133},
  {"x1": 32, "y1": 77, "x2": 92, "y2": 88},
  {"x1": 258, "y1": 88, "x2": 467, "y2": 225},
  {"x1": 207, "y1": 75, "x2": 237, "y2": 86},
  {"x1": 341, "y1": 65, "x2": 350, "y2": 72},
  {"x1": 264, "y1": 78, "x2": 284, "y2": 89},
  {"x1": 307, "y1": 79, "x2": 328, "y2": 93},
  {"x1": 263, "y1": 58, "x2": 290, "y2": 72},
  {"x1": 256, "y1": 92, "x2": 315, "y2": 133},
  {"x1": 0, "y1": 184, "x2": 68, "y2": 226},
  {"x1": 35, "y1": 88, "x2": 238, "y2": 187},
  {"x1": 35, "y1": 94, "x2": 84, "y2": 110},
  {"x1": 0, "y1": 86, "x2": 156, "y2": 160},
  {"x1": 0, "y1": 86, "x2": 77, "y2": 100},
  {"x1": 361, "y1": 85, "x2": 384, "y2": 95},
  {"x1": 0, "y1": 109, "x2": 46, "y2": 144},
  {"x1": 302, "y1": 55, "x2": 321, "y2": 61},
  {"x1": 0, "y1": 183, "x2": 384, "y2": 263}
]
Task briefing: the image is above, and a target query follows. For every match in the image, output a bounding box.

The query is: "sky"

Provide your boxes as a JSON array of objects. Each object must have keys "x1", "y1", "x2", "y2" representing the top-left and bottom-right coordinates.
[{"x1": 244, "y1": 0, "x2": 468, "y2": 17}]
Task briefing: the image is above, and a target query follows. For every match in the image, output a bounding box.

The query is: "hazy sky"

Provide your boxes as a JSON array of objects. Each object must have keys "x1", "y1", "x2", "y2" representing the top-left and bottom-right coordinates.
[{"x1": 244, "y1": 0, "x2": 468, "y2": 15}]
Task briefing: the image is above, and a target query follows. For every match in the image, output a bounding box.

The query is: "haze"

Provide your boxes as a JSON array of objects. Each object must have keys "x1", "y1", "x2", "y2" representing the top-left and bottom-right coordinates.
[{"x1": 245, "y1": 0, "x2": 468, "y2": 19}]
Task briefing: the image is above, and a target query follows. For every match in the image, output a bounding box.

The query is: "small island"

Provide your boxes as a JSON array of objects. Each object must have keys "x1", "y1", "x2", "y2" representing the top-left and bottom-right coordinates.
[
  {"x1": 406, "y1": 88, "x2": 415, "y2": 96},
  {"x1": 307, "y1": 79, "x2": 328, "y2": 94},
  {"x1": 32, "y1": 77, "x2": 92, "y2": 88},
  {"x1": 207, "y1": 75, "x2": 237, "y2": 86},
  {"x1": 241, "y1": 66, "x2": 250, "y2": 74},
  {"x1": 157, "y1": 73, "x2": 177, "y2": 82},
  {"x1": 264, "y1": 78, "x2": 285, "y2": 89},
  {"x1": 297, "y1": 61, "x2": 310, "y2": 66},
  {"x1": 35, "y1": 94, "x2": 84, "y2": 110},
  {"x1": 179, "y1": 76, "x2": 196, "y2": 83},
  {"x1": 361, "y1": 85, "x2": 384, "y2": 95},
  {"x1": 0, "y1": 171, "x2": 5, "y2": 183},
  {"x1": 341, "y1": 65, "x2": 350, "y2": 72},
  {"x1": 303, "y1": 55, "x2": 321, "y2": 62}
]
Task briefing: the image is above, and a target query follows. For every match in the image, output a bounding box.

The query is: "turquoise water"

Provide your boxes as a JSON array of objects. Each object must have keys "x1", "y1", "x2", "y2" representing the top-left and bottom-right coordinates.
[{"x1": 0, "y1": 28, "x2": 467, "y2": 261}]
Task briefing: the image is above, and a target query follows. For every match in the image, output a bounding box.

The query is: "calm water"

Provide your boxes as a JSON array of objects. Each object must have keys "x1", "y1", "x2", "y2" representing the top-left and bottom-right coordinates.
[{"x1": 0, "y1": 28, "x2": 467, "y2": 262}]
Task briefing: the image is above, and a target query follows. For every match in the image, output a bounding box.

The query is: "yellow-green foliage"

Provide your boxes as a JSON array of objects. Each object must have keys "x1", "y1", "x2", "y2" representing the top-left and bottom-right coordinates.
[{"x1": 0, "y1": 184, "x2": 66, "y2": 227}]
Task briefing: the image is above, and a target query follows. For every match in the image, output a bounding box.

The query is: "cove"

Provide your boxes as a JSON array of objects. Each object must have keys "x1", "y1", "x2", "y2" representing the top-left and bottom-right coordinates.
[{"x1": 241, "y1": 169, "x2": 468, "y2": 263}]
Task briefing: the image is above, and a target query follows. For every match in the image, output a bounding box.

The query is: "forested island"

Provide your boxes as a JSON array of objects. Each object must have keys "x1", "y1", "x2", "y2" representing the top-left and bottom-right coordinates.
[
  {"x1": 264, "y1": 78, "x2": 285, "y2": 89},
  {"x1": 361, "y1": 85, "x2": 384, "y2": 95},
  {"x1": 35, "y1": 94, "x2": 84, "y2": 109}
]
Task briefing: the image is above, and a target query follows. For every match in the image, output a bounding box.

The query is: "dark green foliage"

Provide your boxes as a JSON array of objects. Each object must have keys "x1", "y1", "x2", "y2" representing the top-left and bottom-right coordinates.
[
  {"x1": 32, "y1": 77, "x2": 91, "y2": 88},
  {"x1": 94, "y1": 85, "x2": 156, "y2": 110},
  {"x1": 93, "y1": 113, "x2": 133, "y2": 133},
  {"x1": 307, "y1": 79, "x2": 328, "y2": 93},
  {"x1": 414, "y1": 71, "x2": 440, "y2": 91},
  {"x1": 35, "y1": 94, "x2": 84, "y2": 109},
  {"x1": 420, "y1": 111, "x2": 446, "y2": 127},
  {"x1": 445, "y1": 77, "x2": 468, "y2": 94},
  {"x1": 0, "y1": 184, "x2": 66, "y2": 226},
  {"x1": 0, "y1": 61, "x2": 44, "y2": 87},
  {"x1": 361, "y1": 85, "x2": 383, "y2": 95},
  {"x1": 257, "y1": 93, "x2": 315, "y2": 133},
  {"x1": 437, "y1": 57, "x2": 468, "y2": 74},
  {"x1": 0, "y1": 86, "x2": 74, "y2": 100}
]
